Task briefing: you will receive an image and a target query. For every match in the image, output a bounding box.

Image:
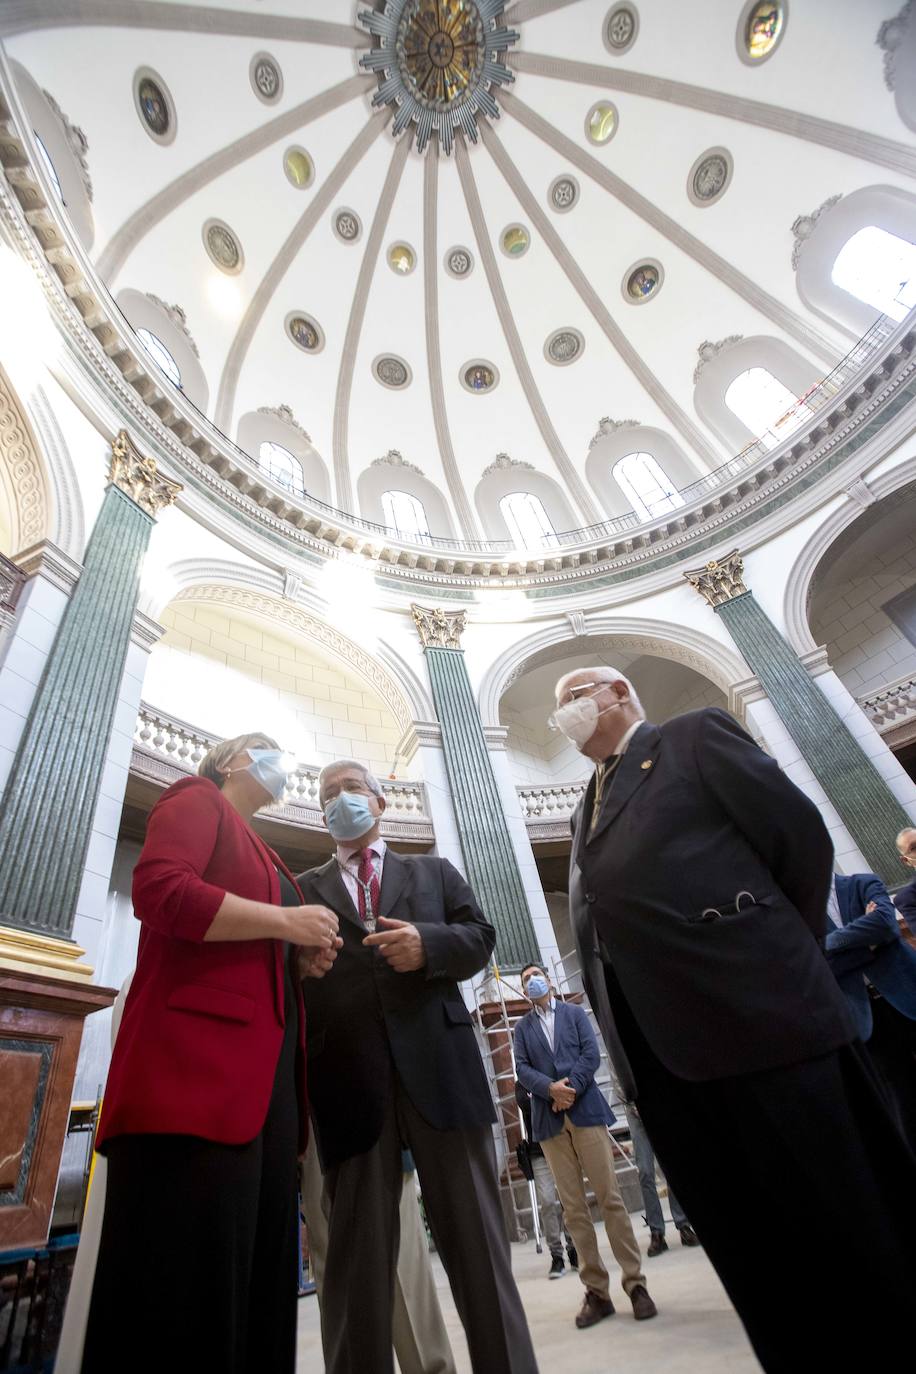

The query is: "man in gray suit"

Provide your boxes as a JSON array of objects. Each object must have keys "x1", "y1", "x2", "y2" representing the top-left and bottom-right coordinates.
[{"x1": 297, "y1": 758, "x2": 537, "y2": 1374}]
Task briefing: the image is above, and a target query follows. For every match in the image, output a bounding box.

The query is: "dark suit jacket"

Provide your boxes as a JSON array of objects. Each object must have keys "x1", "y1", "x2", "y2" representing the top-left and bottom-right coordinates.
[
  {"x1": 569, "y1": 708, "x2": 855, "y2": 1099},
  {"x1": 99, "y1": 776, "x2": 307, "y2": 1152},
  {"x1": 297, "y1": 851, "x2": 496, "y2": 1168},
  {"x1": 514, "y1": 999, "x2": 615, "y2": 1142},
  {"x1": 894, "y1": 876, "x2": 916, "y2": 937},
  {"x1": 828, "y1": 873, "x2": 916, "y2": 1040}
]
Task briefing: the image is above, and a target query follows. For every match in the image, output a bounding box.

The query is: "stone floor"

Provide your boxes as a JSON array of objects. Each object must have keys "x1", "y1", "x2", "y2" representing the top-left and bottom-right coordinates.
[{"x1": 295, "y1": 1220, "x2": 761, "y2": 1373}]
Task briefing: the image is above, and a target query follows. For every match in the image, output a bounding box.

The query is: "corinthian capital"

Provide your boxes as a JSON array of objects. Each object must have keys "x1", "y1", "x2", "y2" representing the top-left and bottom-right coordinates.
[
  {"x1": 109, "y1": 430, "x2": 182, "y2": 518},
  {"x1": 411, "y1": 603, "x2": 468, "y2": 650},
  {"x1": 683, "y1": 549, "x2": 748, "y2": 608}
]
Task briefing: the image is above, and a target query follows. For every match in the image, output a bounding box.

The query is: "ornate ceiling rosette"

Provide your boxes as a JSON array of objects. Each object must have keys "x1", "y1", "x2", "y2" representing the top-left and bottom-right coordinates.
[{"x1": 358, "y1": 0, "x2": 519, "y2": 155}]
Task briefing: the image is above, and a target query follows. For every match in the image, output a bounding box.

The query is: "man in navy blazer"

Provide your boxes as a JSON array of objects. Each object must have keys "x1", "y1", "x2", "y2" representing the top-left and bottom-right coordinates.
[{"x1": 514, "y1": 966, "x2": 657, "y2": 1331}]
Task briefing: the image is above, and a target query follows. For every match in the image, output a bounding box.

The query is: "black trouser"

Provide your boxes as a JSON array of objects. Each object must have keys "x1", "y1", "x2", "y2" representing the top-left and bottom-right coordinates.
[
  {"x1": 865, "y1": 990, "x2": 916, "y2": 1156},
  {"x1": 321, "y1": 1073, "x2": 538, "y2": 1374},
  {"x1": 81, "y1": 984, "x2": 299, "y2": 1374},
  {"x1": 604, "y1": 964, "x2": 916, "y2": 1374}
]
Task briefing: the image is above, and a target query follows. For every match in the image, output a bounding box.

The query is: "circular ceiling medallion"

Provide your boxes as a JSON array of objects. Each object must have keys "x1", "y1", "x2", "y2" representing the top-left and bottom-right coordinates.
[
  {"x1": 461, "y1": 359, "x2": 499, "y2": 393},
  {"x1": 501, "y1": 224, "x2": 530, "y2": 258},
  {"x1": 585, "y1": 101, "x2": 618, "y2": 146},
  {"x1": 358, "y1": 0, "x2": 518, "y2": 156},
  {"x1": 549, "y1": 174, "x2": 580, "y2": 213},
  {"x1": 203, "y1": 219, "x2": 243, "y2": 274},
  {"x1": 738, "y1": 1, "x2": 787, "y2": 65},
  {"x1": 284, "y1": 146, "x2": 314, "y2": 189},
  {"x1": 603, "y1": 4, "x2": 640, "y2": 56},
  {"x1": 545, "y1": 328, "x2": 585, "y2": 366},
  {"x1": 250, "y1": 52, "x2": 283, "y2": 104},
  {"x1": 687, "y1": 147, "x2": 733, "y2": 207},
  {"x1": 373, "y1": 354, "x2": 413, "y2": 389},
  {"x1": 622, "y1": 259, "x2": 664, "y2": 304},
  {"x1": 285, "y1": 311, "x2": 325, "y2": 353},
  {"x1": 444, "y1": 245, "x2": 474, "y2": 278},
  {"x1": 133, "y1": 68, "x2": 175, "y2": 145},
  {"x1": 333, "y1": 208, "x2": 362, "y2": 243},
  {"x1": 387, "y1": 242, "x2": 417, "y2": 276}
]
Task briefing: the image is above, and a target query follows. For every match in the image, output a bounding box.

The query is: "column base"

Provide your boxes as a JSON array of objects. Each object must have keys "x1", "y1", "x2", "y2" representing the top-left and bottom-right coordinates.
[{"x1": 0, "y1": 925, "x2": 95, "y2": 983}]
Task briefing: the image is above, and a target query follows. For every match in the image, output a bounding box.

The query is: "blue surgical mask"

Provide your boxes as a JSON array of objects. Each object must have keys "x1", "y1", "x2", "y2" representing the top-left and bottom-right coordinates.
[
  {"x1": 526, "y1": 975, "x2": 549, "y2": 1001},
  {"x1": 245, "y1": 749, "x2": 291, "y2": 802},
  {"x1": 324, "y1": 790, "x2": 376, "y2": 842}
]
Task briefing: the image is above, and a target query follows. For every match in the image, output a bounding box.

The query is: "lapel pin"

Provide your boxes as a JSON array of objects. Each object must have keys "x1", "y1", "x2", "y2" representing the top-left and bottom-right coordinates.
[{"x1": 640, "y1": 759, "x2": 653, "y2": 770}]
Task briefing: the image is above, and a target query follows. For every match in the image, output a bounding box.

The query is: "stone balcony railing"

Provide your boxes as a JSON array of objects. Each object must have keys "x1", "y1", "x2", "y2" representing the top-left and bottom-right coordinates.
[
  {"x1": 859, "y1": 673, "x2": 916, "y2": 741},
  {"x1": 131, "y1": 705, "x2": 433, "y2": 841},
  {"x1": 517, "y1": 781, "x2": 588, "y2": 841}
]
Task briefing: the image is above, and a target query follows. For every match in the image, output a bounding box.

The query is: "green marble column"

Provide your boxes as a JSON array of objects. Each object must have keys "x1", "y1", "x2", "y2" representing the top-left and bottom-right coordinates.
[
  {"x1": 685, "y1": 550, "x2": 912, "y2": 885},
  {"x1": 412, "y1": 605, "x2": 540, "y2": 971},
  {"x1": 0, "y1": 433, "x2": 180, "y2": 940}
]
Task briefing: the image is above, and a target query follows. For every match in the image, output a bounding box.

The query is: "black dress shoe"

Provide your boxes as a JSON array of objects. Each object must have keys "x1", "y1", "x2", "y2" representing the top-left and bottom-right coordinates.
[
  {"x1": 566, "y1": 1245, "x2": 579, "y2": 1270},
  {"x1": 647, "y1": 1230, "x2": 668, "y2": 1257},
  {"x1": 679, "y1": 1225, "x2": 700, "y2": 1247},
  {"x1": 629, "y1": 1284, "x2": 658, "y2": 1321},
  {"x1": 548, "y1": 1255, "x2": 565, "y2": 1279}
]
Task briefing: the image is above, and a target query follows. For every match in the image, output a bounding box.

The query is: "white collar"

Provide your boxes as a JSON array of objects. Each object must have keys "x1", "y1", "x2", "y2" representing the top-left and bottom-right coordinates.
[
  {"x1": 613, "y1": 719, "x2": 644, "y2": 756},
  {"x1": 336, "y1": 837, "x2": 387, "y2": 868}
]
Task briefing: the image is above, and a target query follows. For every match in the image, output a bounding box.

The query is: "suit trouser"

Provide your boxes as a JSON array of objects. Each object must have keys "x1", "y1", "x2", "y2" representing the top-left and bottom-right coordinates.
[
  {"x1": 322, "y1": 1074, "x2": 538, "y2": 1374},
  {"x1": 530, "y1": 1154, "x2": 566, "y2": 1259},
  {"x1": 624, "y1": 1106, "x2": 689, "y2": 1234},
  {"x1": 539, "y1": 1118, "x2": 645, "y2": 1300},
  {"x1": 605, "y1": 962, "x2": 916, "y2": 1373},
  {"x1": 300, "y1": 1134, "x2": 456, "y2": 1374}
]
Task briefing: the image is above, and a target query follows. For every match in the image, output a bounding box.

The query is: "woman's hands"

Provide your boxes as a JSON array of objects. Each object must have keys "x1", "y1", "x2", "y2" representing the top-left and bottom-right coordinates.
[{"x1": 285, "y1": 905, "x2": 343, "y2": 980}]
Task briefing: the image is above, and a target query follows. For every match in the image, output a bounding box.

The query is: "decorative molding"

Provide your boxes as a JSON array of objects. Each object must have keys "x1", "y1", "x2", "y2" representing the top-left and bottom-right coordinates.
[
  {"x1": 683, "y1": 548, "x2": 749, "y2": 608},
  {"x1": 480, "y1": 120, "x2": 721, "y2": 468},
  {"x1": 566, "y1": 610, "x2": 586, "y2": 637},
  {"x1": 0, "y1": 369, "x2": 48, "y2": 553},
  {"x1": 844, "y1": 477, "x2": 877, "y2": 509},
  {"x1": 256, "y1": 404, "x2": 311, "y2": 442},
  {"x1": 507, "y1": 50, "x2": 916, "y2": 181},
  {"x1": 878, "y1": 3, "x2": 915, "y2": 91},
  {"x1": 283, "y1": 571, "x2": 303, "y2": 602},
  {"x1": 130, "y1": 608, "x2": 165, "y2": 651},
  {"x1": 144, "y1": 294, "x2": 200, "y2": 357},
  {"x1": 41, "y1": 88, "x2": 92, "y2": 201},
  {"x1": 175, "y1": 583, "x2": 414, "y2": 729},
  {"x1": 482, "y1": 724, "x2": 509, "y2": 750},
  {"x1": 481, "y1": 452, "x2": 534, "y2": 477},
  {"x1": 411, "y1": 603, "x2": 468, "y2": 650},
  {"x1": 371, "y1": 449, "x2": 423, "y2": 474},
  {"x1": 14, "y1": 539, "x2": 81, "y2": 594},
  {"x1": 588, "y1": 417, "x2": 640, "y2": 450},
  {"x1": 790, "y1": 195, "x2": 842, "y2": 269},
  {"x1": 693, "y1": 335, "x2": 744, "y2": 384},
  {"x1": 0, "y1": 3, "x2": 371, "y2": 46},
  {"x1": 455, "y1": 134, "x2": 600, "y2": 523},
  {"x1": 109, "y1": 431, "x2": 182, "y2": 519}
]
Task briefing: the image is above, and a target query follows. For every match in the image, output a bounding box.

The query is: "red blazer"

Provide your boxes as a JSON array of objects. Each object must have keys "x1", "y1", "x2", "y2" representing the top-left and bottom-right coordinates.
[{"x1": 96, "y1": 776, "x2": 308, "y2": 1152}]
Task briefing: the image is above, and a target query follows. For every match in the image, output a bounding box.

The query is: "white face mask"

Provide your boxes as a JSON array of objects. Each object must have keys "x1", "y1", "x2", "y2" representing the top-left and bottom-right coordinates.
[{"x1": 549, "y1": 696, "x2": 622, "y2": 750}]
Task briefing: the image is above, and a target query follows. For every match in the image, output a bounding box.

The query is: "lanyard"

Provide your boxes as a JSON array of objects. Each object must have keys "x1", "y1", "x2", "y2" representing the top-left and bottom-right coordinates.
[{"x1": 352, "y1": 869, "x2": 378, "y2": 932}]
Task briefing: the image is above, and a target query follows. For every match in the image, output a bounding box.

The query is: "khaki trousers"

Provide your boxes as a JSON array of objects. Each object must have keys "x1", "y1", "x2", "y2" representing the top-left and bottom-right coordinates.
[{"x1": 540, "y1": 1119, "x2": 645, "y2": 1301}]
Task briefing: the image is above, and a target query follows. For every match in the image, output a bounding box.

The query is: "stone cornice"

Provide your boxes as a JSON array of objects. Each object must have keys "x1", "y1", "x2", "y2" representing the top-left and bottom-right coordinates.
[
  {"x1": 130, "y1": 609, "x2": 166, "y2": 651},
  {"x1": 1, "y1": 59, "x2": 915, "y2": 598},
  {"x1": 14, "y1": 539, "x2": 81, "y2": 593}
]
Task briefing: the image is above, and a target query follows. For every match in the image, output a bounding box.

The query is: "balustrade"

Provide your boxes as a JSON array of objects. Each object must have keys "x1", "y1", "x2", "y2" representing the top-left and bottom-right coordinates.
[{"x1": 859, "y1": 674, "x2": 916, "y2": 731}]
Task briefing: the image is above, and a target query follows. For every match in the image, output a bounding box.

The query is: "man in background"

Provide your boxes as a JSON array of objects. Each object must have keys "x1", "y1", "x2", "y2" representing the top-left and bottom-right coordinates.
[
  {"x1": 894, "y1": 826, "x2": 916, "y2": 935},
  {"x1": 514, "y1": 1078, "x2": 578, "y2": 1280}
]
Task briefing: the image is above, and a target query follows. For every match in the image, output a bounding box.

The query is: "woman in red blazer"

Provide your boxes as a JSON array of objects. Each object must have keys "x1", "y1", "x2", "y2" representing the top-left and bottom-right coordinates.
[{"x1": 81, "y1": 733, "x2": 341, "y2": 1374}]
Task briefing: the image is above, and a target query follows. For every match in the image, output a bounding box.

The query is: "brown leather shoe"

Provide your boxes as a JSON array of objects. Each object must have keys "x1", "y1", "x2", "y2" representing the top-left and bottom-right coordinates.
[
  {"x1": 575, "y1": 1289, "x2": 616, "y2": 1329},
  {"x1": 629, "y1": 1284, "x2": 658, "y2": 1321},
  {"x1": 647, "y1": 1230, "x2": 668, "y2": 1257},
  {"x1": 679, "y1": 1224, "x2": 700, "y2": 1247}
]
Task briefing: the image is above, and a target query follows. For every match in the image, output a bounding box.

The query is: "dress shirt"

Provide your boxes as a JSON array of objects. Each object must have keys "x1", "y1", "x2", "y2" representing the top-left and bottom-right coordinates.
[
  {"x1": 533, "y1": 996, "x2": 556, "y2": 1052},
  {"x1": 826, "y1": 883, "x2": 842, "y2": 930},
  {"x1": 336, "y1": 837, "x2": 387, "y2": 917},
  {"x1": 590, "y1": 718, "x2": 645, "y2": 832}
]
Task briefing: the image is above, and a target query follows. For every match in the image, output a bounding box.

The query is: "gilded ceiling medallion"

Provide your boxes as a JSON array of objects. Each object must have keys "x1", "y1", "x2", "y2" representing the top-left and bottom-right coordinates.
[{"x1": 358, "y1": 0, "x2": 519, "y2": 155}]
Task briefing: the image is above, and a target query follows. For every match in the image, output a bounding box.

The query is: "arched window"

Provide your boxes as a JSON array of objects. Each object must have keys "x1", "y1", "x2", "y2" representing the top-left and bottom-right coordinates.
[
  {"x1": 381, "y1": 489, "x2": 430, "y2": 538},
  {"x1": 831, "y1": 225, "x2": 916, "y2": 322},
  {"x1": 136, "y1": 328, "x2": 182, "y2": 388},
  {"x1": 33, "y1": 131, "x2": 63, "y2": 202},
  {"x1": 612, "y1": 452, "x2": 685, "y2": 521},
  {"x1": 258, "y1": 441, "x2": 305, "y2": 495},
  {"x1": 724, "y1": 367, "x2": 812, "y2": 450},
  {"x1": 500, "y1": 491, "x2": 559, "y2": 548}
]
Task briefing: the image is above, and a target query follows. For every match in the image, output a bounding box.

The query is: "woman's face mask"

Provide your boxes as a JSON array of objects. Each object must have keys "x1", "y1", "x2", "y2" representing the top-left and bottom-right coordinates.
[
  {"x1": 228, "y1": 749, "x2": 291, "y2": 802},
  {"x1": 549, "y1": 693, "x2": 622, "y2": 750},
  {"x1": 324, "y1": 789, "x2": 377, "y2": 842}
]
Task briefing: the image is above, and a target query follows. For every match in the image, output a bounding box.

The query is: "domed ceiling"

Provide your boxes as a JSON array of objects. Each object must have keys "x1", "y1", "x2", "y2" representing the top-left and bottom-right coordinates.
[{"x1": 2, "y1": 0, "x2": 913, "y2": 541}]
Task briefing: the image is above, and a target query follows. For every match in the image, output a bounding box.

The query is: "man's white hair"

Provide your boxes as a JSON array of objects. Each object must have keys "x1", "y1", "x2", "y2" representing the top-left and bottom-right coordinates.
[
  {"x1": 554, "y1": 665, "x2": 644, "y2": 715},
  {"x1": 897, "y1": 827, "x2": 916, "y2": 845},
  {"x1": 318, "y1": 758, "x2": 384, "y2": 804}
]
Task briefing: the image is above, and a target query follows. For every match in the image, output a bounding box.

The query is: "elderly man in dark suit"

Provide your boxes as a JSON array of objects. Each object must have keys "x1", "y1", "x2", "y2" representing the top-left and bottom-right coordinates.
[
  {"x1": 894, "y1": 826, "x2": 916, "y2": 934},
  {"x1": 297, "y1": 758, "x2": 537, "y2": 1374},
  {"x1": 553, "y1": 666, "x2": 916, "y2": 1374}
]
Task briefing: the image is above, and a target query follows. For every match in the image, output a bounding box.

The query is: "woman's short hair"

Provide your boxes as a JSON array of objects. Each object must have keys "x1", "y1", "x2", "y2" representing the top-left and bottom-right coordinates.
[{"x1": 198, "y1": 732, "x2": 279, "y2": 788}]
